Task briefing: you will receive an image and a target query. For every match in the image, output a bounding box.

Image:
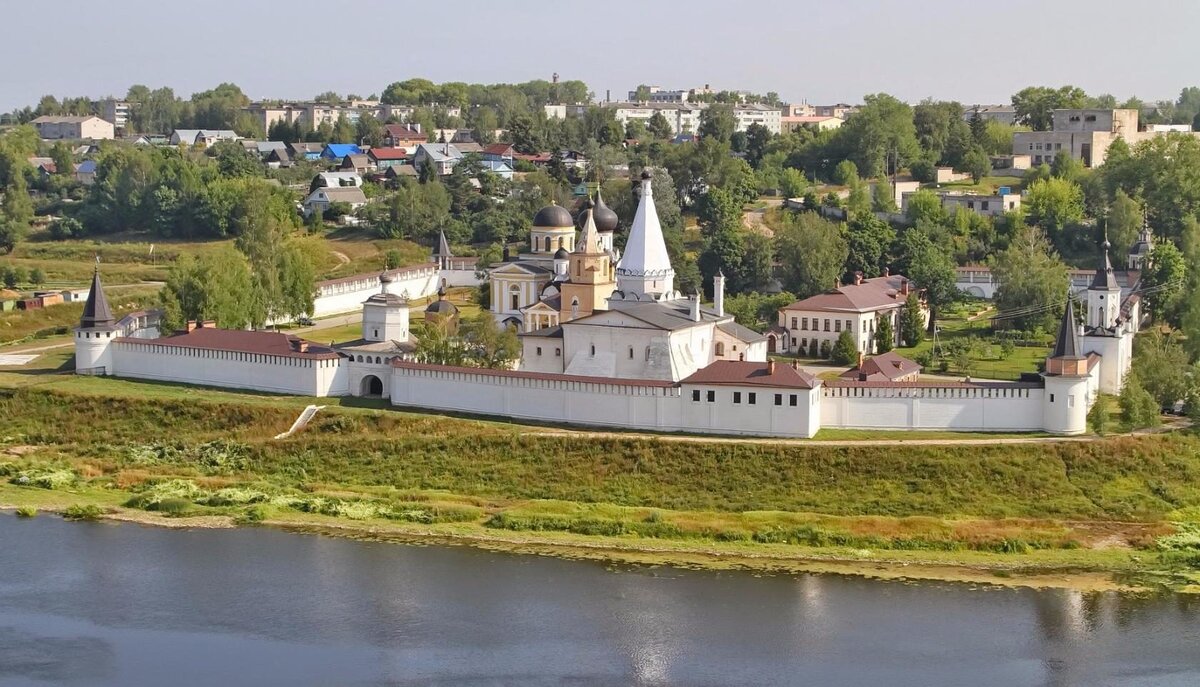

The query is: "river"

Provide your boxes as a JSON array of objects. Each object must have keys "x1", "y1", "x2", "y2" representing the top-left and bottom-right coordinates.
[{"x1": 1, "y1": 514, "x2": 1198, "y2": 686}]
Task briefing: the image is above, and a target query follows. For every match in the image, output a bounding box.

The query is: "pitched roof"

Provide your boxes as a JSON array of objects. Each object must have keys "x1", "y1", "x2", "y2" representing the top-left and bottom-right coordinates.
[
  {"x1": 416, "y1": 143, "x2": 462, "y2": 161},
  {"x1": 116, "y1": 327, "x2": 340, "y2": 360},
  {"x1": 839, "y1": 351, "x2": 922, "y2": 382},
  {"x1": 434, "y1": 230, "x2": 452, "y2": 258},
  {"x1": 617, "y1": 173, "x2": 673, "y2": 290},
  {"x1": 312, "y1": 187, "x2": 367, "y2": 204},
  {"x1": 1050, "y1": 298, "x2": 1081, "y2": 359},
  {"x1": 323, "y1": 143, "x2": 362, "y2": 157},
  {"x1": 369, "y1": 147, "x2": 409, "y2": 161},
  {"x1": 1091, "y1": 241, "x2": 1119, "y2": 290},
  {"x1": 79, "y1": 268, "x2": 114, "y2": 328},
  {"x1": 682, "y1": 361, "x2": 819, "y2": 389},
  {"x1": 716, "y1": 320, "x2": 768, "y2": 344},
  {"x1": 341, "y1": 153, "x2": 370, "y2": 168},
  {"x1": 483, "y1": 143, "x2": 514, "y2": 155},
  {"x1": 384, "y1": 124, "x2": 425, "y2": 140},
  {"x1": 75, "y1": 160, "x2": 97, "y2": 173},
  {"x1": 783, "y1": 275, "x2": 911, "y2": 313}
]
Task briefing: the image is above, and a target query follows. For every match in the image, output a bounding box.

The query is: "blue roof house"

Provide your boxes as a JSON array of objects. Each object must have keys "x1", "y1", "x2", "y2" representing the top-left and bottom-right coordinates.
[{"x1": 321, "y1": 143, "x2": 362, "y2": 160}]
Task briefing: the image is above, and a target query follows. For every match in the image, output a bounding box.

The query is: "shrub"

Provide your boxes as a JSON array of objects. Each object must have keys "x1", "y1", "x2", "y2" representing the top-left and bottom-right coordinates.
[
  {"x1": 152, "y1": 498, "x2": 193, "y2": 515},
  {"x1": 10, "y1": 468, "x2": 76, "y2": 490},
  {"x1": 830, "y1": 330, "x2": 857, "y2": 365},
  {"x1": 16, "y1": 506, "x2": 37, "y2": 518},
  {"x1": 1120, "y1": 376, "x2": 1161, "y2": 430},
  {"x1": 238, "y1": 505, "x2": 270, "y2": 524},
  {"x1": 63, "y1": 504, "x2": 104, "y2": 521}
]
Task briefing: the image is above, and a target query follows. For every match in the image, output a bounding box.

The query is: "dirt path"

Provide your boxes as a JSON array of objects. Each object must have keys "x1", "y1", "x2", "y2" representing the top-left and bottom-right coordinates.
[{"x1": 329, "y1": 250, "x2": 351, "y2": 272}]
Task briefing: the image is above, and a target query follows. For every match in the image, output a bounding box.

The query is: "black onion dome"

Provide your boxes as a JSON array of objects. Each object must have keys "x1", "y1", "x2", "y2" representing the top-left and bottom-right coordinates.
[
  {"x1": 592, "y1": 192, "x2": 619, "y2": 233},
  {"x1": 425, "y1": 299, "x2": 459, "y2": 316},
  {"x1": 533, "y1": 203, "x2": 573, "y2": 228},
  {"x1": 554, "y1": 247, "x2": 570, "y2": 259}
]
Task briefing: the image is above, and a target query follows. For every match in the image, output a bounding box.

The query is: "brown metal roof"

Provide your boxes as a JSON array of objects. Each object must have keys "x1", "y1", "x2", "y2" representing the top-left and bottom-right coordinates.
[
  {"x1": 783, "y1": 274, "x2": 911, "y2": 313},
  {"x1": 681, "y1": 361, "x2": 819, "y2": 389},
  {"x1": 115, "y1": 327, "x2": 341, "y2": 360},
  {"x1": 839, "y1": 351, "x2": 921, "y2": 382},
  {"x1": 392, "y1": 360, "x2": 676, "y2": 387},
  {"x1": 824, "y1": 378, "x2": 1042, "y2": 389}
]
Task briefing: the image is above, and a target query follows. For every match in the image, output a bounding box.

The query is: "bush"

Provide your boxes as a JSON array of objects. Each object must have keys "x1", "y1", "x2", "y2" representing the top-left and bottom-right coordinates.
[
  {"x1": 1120, "y1": 376, "x2": 1161, "y2": 430},
  {"x1": 819, "y1": 339, "x2": 832, "y2": 359},
  {"x1": 238, "y1": 505, "x2": 270, "y2": 524},
  {"x1": 909, "y1": 159, "x2": 936, "y2": 183},
  {"x1": 1088, "y1": 397, "x2": 1110, "y2": 435},
  {"x1": 152, "y1": 497, "x2": 193, "y2": 515},
  {"x1": 16, "y1": 506, "x2": 37, "y2": 518},
  {"x1": 10, "y1": 468, "x2": 76, "y2": 490},
  {"x1": 63, "y1": 504, "x2": 104, "y2": 521},
  {"x1": 831, "y1": 330, "x2": 858, "y2": 365}
]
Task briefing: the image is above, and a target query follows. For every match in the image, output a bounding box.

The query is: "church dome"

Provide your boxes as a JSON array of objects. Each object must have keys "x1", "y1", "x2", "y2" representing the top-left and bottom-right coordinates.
[
  {"x1": 592, "y1": 193, "x2": 619, "y2": 234},
  {"x1": 554, "y1": 247, "x2": 570, "y2": 260},
  {"x1": 533, "y1": 203, "x2": 573, "y2": 228}
]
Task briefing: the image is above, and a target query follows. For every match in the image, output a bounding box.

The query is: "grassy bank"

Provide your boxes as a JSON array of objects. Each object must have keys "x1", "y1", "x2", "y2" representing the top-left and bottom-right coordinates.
[{"x1": 2, "y1": 385, "x2": 1200, "y2": 590}]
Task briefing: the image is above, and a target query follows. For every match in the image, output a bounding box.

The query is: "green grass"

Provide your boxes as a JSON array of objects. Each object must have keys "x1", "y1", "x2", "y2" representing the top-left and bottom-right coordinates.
[
  {"x1": 0, "y1": 287, "x2": 159, "y2": 346},
  {"x1": 893, "y1": 305, "x2": 1050, "y2": 381}
]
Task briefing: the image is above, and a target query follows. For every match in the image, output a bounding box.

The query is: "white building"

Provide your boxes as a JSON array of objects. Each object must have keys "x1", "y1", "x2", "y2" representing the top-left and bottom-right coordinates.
[
  {"x1": 776, "y1": 274, "x2": 923, "y2": 358},
  {"x1": 31, "y1": 116, "x2": 115, "y2": 140}
]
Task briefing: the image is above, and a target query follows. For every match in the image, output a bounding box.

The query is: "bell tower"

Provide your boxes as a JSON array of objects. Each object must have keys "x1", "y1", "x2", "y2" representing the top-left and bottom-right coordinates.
[
  {"x1": 559, "y1": 207, "x2": 615, "y2": 322},
  {"x1": 1087, "y1": 238, "x2": 1121, "y2": 330}
]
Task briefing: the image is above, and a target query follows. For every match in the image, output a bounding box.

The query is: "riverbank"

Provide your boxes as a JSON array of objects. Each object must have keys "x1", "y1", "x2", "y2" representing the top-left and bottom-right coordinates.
[{"x1": 2, "y1": 385, "x2": 1200, "y2": 591}]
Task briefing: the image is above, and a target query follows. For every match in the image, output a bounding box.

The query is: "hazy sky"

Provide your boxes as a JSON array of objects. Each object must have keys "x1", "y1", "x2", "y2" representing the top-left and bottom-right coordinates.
[{"x1": 4, "y1": 0, "x2": 1198, "y2": 111}]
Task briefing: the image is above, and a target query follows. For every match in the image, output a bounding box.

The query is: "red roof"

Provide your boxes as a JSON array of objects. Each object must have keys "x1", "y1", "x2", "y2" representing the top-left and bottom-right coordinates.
[
  {"x1": 783, "y1": 274, "x2": 912, "y2": 313},
  {"x1": 391, "y1": 360, "x2": 676, "y2": 387},
  {"x1": 824, "y1": 379, "x2": 1041, "y2": 389},
  {"x1": 369, "y1": 148, "x2": 409, "y2": 161},
  {"x1": 681, "y1": 361, "x2": 818, "y2": 389},
  {"x1": 115, "y1": 327, "x2": 340, "y2": 360},
  {"x1": 839, "y1": 351, "x2": 922, "y2": 382},
  {"x1": 513, "y1": 152, "x2": 552, "y2": 163},
  {"x1": 483, "y1": 143, "x2": 514, "y2": 155},
  {"x1": 384, "y1": 124, "x2": 425, "y2": 141}
]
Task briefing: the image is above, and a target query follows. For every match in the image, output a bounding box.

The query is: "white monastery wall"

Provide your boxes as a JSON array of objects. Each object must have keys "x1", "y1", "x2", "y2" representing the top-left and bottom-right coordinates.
[
  {"x1": 111, "y1": 341, "x2": 348, "y2": 397},
  {"x1": 310, "y1": 265, "x2": 440, "y2": 319},
  {"x1": 819, "y1": 385, "x2": 1047, "y2": 432}
]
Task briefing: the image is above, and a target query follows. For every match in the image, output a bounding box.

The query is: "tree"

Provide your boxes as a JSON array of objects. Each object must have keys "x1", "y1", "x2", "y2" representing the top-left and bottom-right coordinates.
[
  {"x1": 831, "y1": 330, "x2": 858, "y2": 365},
  {"x1": 1119, "y1": 374, "x2": 1161, "y2": 429},
  {"x1": 28, "y1": 267, "x2": 45, "y2": 287},
  {"x1": 158, "y1": 247, "x2": 256, "y2": 331},
  {"x1": 835, "y1": 93, "x2": 921, "y2": 177},
  {"x1": 904, "y1": 189, "x2": 948, "y2": 225},
  {"x1": 1132, "y1": 330, "x2": 1191, "y2": 408},
  {"x1": 990, "y1": 226, "x2": 1068, "y2": 331},
  {"x1": 49, "y1": 143, "x2": 74, "y2": 176},
  {"x1": 875, "y1": 317, "x2": 895, "y2": 353},
  {"x1": 1011, "y1": 85, "x2": 1088, "y2": 130},
  {"x1": 698, "y1": 104, "x2": 736, "y2": 143},
  {"x1": 843, "y1": 213, "x2": 894, "y2": 277},
  {"x1": 900, "y1": 227, "x2": 957, "y2": 329},
  {"x1": 0, "y1": 174, "x2": 33, "y2": 253},
  {"x1": 962, "y1": 147, "x2": 991, "y2": 184},
  {"x1": 898, "y1": 292, "x2": 924, "y2": 347},
  {"x1": 832, "y1": 159, "x2": 859, "y2": 186},
  {"x1": 872, "y1": 179, "x2": 897, "y2": 213},
  {"x1": 460, "y1": 311, "x2": 520, "y2": 369},
  {"x1": 365, "y1": 179, "x2": 451, "y2": 241},
  {"x1": 331, "y1": 115, "x2": 355, "y2": 143},
  {"x1": 414, "y1": 315, "x2": 467, "y2": 366},
  {"x1": 774, "y1": 211, "x2": 849, "y2": 298},
  {"x1": 355, "y1": 113, "x2": 384, "y2": 148},
  {"x1": 1, "y1": 265, "x2": 25, "y2": 289},
  {"x1": 233, "y1": 184, "x2": 311, "y2": 325},
  {"x1": 1105, "y1": 189, "x2": 1142, "y2": 259},
  {"x1": 1143, "y1": 242, "x2": 1186, "y2": 325},
  {"x1": 1025, "y1": 177, "x2": 1084, "y2": 248},
  {"x1": 647, "y1": 111, "x2": 673, "y2": 140},
  {"x1": 1087, "y1": 395, "x2": 1110, "y2": 435}
]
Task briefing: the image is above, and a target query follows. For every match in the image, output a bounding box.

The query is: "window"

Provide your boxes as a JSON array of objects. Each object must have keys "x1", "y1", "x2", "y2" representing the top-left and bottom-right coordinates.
[
  {"x1": 774, "y1": 393, "x2": 783, "y2": 406},
  {"x1": 707, "y1": 390, "x2": 715, "y2": 402},
  {"x1": 789, "y1": 394, "x2": 798, "y2": 406},
  {"x1": 981, "y1": 201, "x2": 990, "y2": 211},
  {"x1": 692, "y1": 389, "x2": 701, "y2": 402},
  {"x1": 373, "y1": 329, "x2": 379, "y2": 338},
  {"x1": 555, "y1": 347, "x2": 561, "y2": 357},
  {"x1": 834, "y1": 320, "x2": 841, "y2": 332},
  {"x1": 1050, "y1": 393, "x2": 1055, "y2": 403},
  {"x1": 823, "y1": 319, "x2": 830, "y2": 332},
  {"x1": 845, "y1": 320, "x2": 851, "y2": 332},
  {"x1": 715, "y1": 342, "x2": 725, "y2": 356},
  {"x1": 791, "y1": 317, "x2": 798, "y2": 329},
  {"x1": 801, "y1": 338, "x2": 808, "y2": 349},
  {"x1": 536, "y1": 347, "x2": 543, "y2": 356},
  {"x1": 748, "y1": 392, "x2": 756, "y2": 405},
  {"x1": 1055, "y1": 143, "x2": 1062, "y2": 150},
  {"x1": 628, "y1": 347, "x2": 634, "y2": 359},
  {"x1": 967, "y1": 201, "x2": 975, "y2": 210},
  {"x1": 545, "y1": 236, "x2": 552, "y2": 252},
  {"x1": 733, "y1": 392, "x2": 742, "y2": 404},
  {"x1": 1068, "y1": 395, "x2": 1075, "y2": 408},
  {"x1": 645, "y1": 346, "x2": 651, "y2": 361},
  {"x1": 862, "y1": 320, "x2": 868, "y2": 333},
  {"x1": 590, "y1": 344, "x2": 595, "y2": 356},
  {"x1": 1085, "y1": 115, "x2": 1096, "y2": 122},
  {"x1": 800, "y1": 317, "x2": 807, "y2": 330}
]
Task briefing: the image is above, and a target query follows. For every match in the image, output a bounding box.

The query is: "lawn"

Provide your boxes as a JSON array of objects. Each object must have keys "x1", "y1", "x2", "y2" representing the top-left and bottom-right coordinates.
[
  {"x1": 0, "y1": 287, "x2": 160, "y2": 346},
  {"x1": 893, "y1": 303, "x2": 1050, "y2": 381}
]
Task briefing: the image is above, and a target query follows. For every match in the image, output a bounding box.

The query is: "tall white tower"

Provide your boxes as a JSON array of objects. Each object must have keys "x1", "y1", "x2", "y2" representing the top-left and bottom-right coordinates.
[
  {"x1": 73, "y1": 267, "x2": 118, "y2": 374},
  {"x1": 615, "y1": 171, "x2": 675, "y2": 299},
  {"x1": 1087, "y1": 239, "x2": 1121, "y2": 331},
  {"x1": 361, "y1": 273, "x2": 410, "y2": 342}
]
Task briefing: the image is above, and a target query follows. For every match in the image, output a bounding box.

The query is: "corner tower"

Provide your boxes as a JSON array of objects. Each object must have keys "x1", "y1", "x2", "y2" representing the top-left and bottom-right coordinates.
[
  {"x1": 74, "y1": 267, "x2": 117, "y2": 374},
  {"x1": 615, "y1": 171, "x2": 675, "y2": 300},
  {"x1": 1042, "y1": 298, "x2": 1090, "y2": 435}
]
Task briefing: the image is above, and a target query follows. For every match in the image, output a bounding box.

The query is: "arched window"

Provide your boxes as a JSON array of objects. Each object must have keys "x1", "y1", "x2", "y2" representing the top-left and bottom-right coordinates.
[
  {"x1": 356, "y1": 355, "x2": 363, "y2": 362},
  {"x1": 544, "y1": 236, "x2": 552, "y2": 252},
  {"x1": 558, "y1": 236, "x2": 565, "y2": 249},
  {"x1": 628, "y1": 346, "x2": 634, "y2": 359},
  {"x1": 571, "y1": 297, "x2": 579, "y2": 319},
  {"x1": 590, "y1": 344, "x2": 596, "y2": 356},
  {"x1": 715, "y1": 342, "x2": 725, "y2": 356},
  {"x1": 644, "y1": 346, "x2": 651, "y2": 361},
  {"x1": 509, "y1": 284, "x2": 521, "y2": 311}
]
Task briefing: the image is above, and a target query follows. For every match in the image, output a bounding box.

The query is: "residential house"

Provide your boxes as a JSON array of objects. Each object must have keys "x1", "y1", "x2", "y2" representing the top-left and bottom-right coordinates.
[
  {"x1": 781, "y1": 115, "x2": 842, "y2": 133},
  {"x1": 303, "y1": 186, "x2": 367, "y2": 217},
  {"x1": 776, "y1": 273, "x2": 922, "y2": 357},
  {"x1": 31, "y1": 116, "x2": 115, "y2": 140},
  {"x1": 455, "y1": 142, "x2": 483, "y2": 154},
  {"x1": 321, "y1": 143, "x2": 362, "y2": 160},
  {"x1": 368, "y1": 147, "x2": 409, "y2": 169},
  {"x1": 28, "y1": 157, "x2": 57, "y2": 177},
  {"x1": 814, "y1": 103, "x2": 858, "y2": 120},
  {"x1": 479, "y1": 160, "x2": 514, "y2": 180},
  {"x1": 412, "y1": 143, "x2": 462, "y2": 175},
  {"x1": 732, "y1": 104, "x2": 782, "y2": 135},
  {"x1": 124, "y1": 134, "x2": 168, "y2": 146},
  {"x1": 74, "y1": 160, "x2": 97, "y2": 185},
  {"x1": 558, "y1": 150, "x2": 588, "y2": 170},
  {"x1": 964, "y1": 105, "x2": 1017, "y2": 126},
  {"x1": 266, "y1": 148, "x2": 292, "y2": 168},
  {"x1": 287, "y1": 141, "x2": 324, "y2": 161},
  {"x1": 384, "y1": 165, "x2": 418, "y2": 181},
  {"x1": 242, "y1": 140, "x2": 288, "y2": 158},
  {"x1": 482, "y1": 143, "x2": 514, "y2": 166},
  {"x1": 98, "y1": 99, "x2": 130, "y2": 135},
  {"x1": 170, "y1": 129, "x2": 239, "y2": 147},
  {"x1": 310, "y1": 172, "x2": 363, "y2": 191},
  {"x1": 431, "y1": 129, "x2": 475, "y2": 144},
  {"x1": 339, "y1": 154, "x2": 373, "y2": 174},
  {"x1": 382, "y1": 124, "x2": 426, "y2": 150}
]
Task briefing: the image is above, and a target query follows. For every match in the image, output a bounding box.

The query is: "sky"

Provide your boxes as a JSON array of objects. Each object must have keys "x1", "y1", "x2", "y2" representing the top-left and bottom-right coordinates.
[{"x1": 4, "y1": 0, "x2": 1198, "y2": 111}]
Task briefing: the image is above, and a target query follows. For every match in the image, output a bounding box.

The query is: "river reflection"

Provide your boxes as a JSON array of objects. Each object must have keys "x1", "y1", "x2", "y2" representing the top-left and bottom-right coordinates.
[{"x1": 0, "y1": 514, "x2": 1197, "y2": 686}]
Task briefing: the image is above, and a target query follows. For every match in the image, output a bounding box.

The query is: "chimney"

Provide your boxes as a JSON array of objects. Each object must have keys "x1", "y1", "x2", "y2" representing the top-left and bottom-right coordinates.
[
  {"x1": 856, "y1": 352, "x2": 864, "y2": 369},
  {"x1": 854, "y1": 271, "x2": 863, "y2": 285},
  {"x1": 606, "y1": 89, "x2": 611, "y2": 103},
  {"x1": 901, "y1": 279, "x2": 910, "y2": 296},
  {"x1": 414, "y1": 122, "x2": 421, "y2": 134},
  {"x1": 713, "y1": 271, "x2": 725, "y2": 317},
  {"x1": 791, "y1": 360, "x2": 799, "y2": 370},
  {"x1": 767, "y1": 359, "x2": 776, "y2": 375},
  {"x1": 690, "y1": 293, "x2": 701, "y2": 322},
  {"x1": 185, "y1": 320, "x2": 199, "y2": 332}
]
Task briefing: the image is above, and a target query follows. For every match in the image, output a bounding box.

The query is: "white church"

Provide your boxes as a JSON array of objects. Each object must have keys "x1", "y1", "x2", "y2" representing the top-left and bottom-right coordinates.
[{"x1": 75, "y1": 171, "x2": 1138, "y2": 437}]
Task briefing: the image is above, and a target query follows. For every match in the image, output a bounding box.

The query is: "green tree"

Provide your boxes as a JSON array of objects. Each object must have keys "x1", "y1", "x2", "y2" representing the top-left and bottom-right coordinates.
[
  {"x1": 1105, "y1": 189, "x2": 1142, "y2": 259},
  {"x1": 1143, "y1": 242, "x2": 1186, "y2": 325},
  {"x1": 900, "y1": 227, "x2": 957, "y2": 328},
  {"x1": 990, "y1": 226, "x2": 1069, "y2": 331},
  {"x1": 832, "y1": 159, "x2": 859, "y2": 186},
  {"x1": 460, "y1": 311, "x2": 521, "y2": 369},
  {"x1": 0, "y1": 174, "x2": 33, "y2": 253},
  {"x1": 647, "y1": 111, "x2": 673, "y2": 140},
  {"x1": 1011, "y1": 85, "x2": 1088, "y2": 130},
  {"x1": 49, "y1": 143, "x2": 74, "y2": 176},
  {"x1": 898, "y1": 292, "x2": 924, "y2": 346},
  {"x1": 774, "y1": 211, "x2": 848, "y2": 298},
  {"x1": 1025, "y1": 177, "x2": 1084, "y2": 248},
  {"x1": 233, "y1": 185, "x2": 312, "y2": 325},
  {"x1": 29, "y1": 267, "x2": 45, "y2": 287},
  {"x1": 331, "y1": 115, "x2": 356, "y2": 143},
  {"x1": 835, "y1": 93, "x2": 921, "y2": 177},
  {"x1": 831, "y1": 329, "x2": 858, "y2": 365},
  {"x1": 698, "y1": 104, "x2": 736, "y2": 143},
  {"x1": 1119, "y1": 373, "x2": 1161, "y2": 429},
  {"x1": 843, "y1": 212, "x2": 894, "y2": 277},
  {"x1": 904, "y1": 189, "x2": 948, "y2": 225},
  {"x1": 962, "y1": 147, "x2": 991, "y2": 184},
  {"x1": 1050, "y1": 149, "x2": 1085, "y2": 183},
  {"x1": 1087, "y1": 395, "x2": 1110, "y2": 435},
  {"x1": 872, "y1": 179, "x2": 897, "y2": 213},
  {"x1": 355, "y1": 113, "x2": 384, "y2": 148},
  {"x1": 875, "y1": 317, "x2": 895, "y2": 353},
  {"x1": 1132, "y1": 330, "x2": 1191, "y2": 408},
  {"x1": 158, "y1": 247, "x2": 256, "y2": 331},
  {"x1": 414, "y1": 315, "x2": 467, "y2": 366}
]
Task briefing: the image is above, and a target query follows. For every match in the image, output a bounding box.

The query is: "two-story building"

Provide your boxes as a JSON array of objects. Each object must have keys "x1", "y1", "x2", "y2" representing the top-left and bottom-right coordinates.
[{"x1": 776, "y1": 274, "x2": 923, "y2": 358}]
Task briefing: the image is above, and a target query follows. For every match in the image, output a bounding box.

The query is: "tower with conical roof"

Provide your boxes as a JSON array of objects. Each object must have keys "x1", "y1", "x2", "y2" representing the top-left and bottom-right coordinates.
[
  {"x1": 74, "y1": 267, "x2": 118, "y2": 374},
  {"x1": 1086, "y1": 238, "x2": 1121, "y2": 331},
  {"x1": 559, "y1": 207, "x2": 616, "y2": 321},
  {"x1": 615, "y1": 171, "x2": 675, "y2": 300},
  {"x1": 361, "y1": 272, "x2": 410, "y2": 342},
  {"x1": 1042, "y1": 296, "x2": 1090, "y2": 435},
  {"x1": 432, "y1": 229, "x2": 453, "y2": 270}
]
